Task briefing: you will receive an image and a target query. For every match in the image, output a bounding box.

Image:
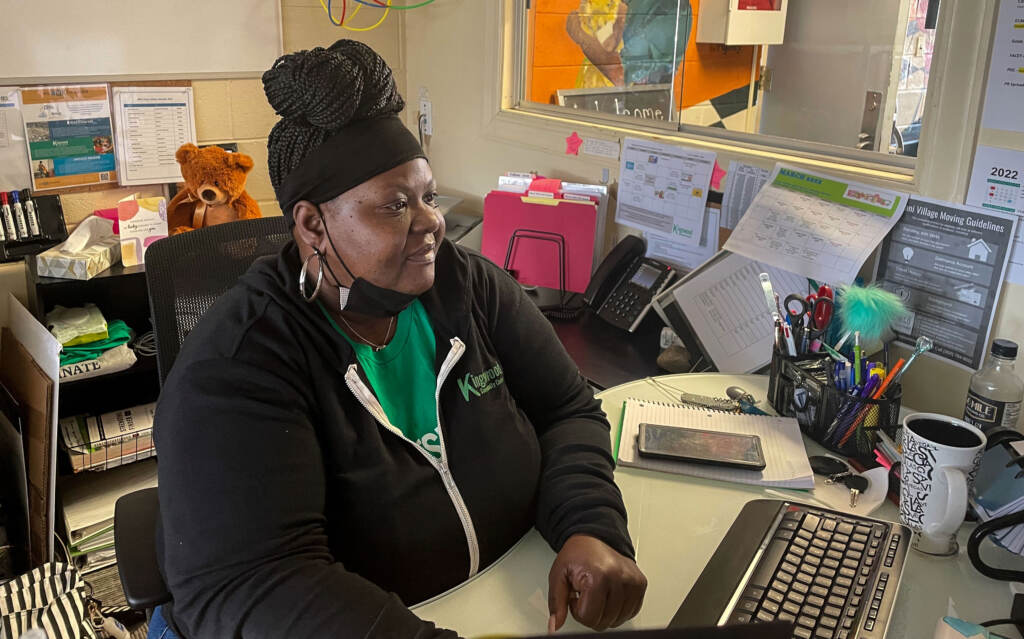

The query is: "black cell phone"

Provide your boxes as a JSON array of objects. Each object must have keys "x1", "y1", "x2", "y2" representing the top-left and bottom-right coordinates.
[{"x1": 637, "y1": 423, "x2": 767, "y2": 471}]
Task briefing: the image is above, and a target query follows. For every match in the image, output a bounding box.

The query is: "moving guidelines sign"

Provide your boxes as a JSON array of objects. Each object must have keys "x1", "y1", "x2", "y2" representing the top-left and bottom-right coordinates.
[{"x1": 875, "y1": 197, "x2": 1018, "y2": 371}]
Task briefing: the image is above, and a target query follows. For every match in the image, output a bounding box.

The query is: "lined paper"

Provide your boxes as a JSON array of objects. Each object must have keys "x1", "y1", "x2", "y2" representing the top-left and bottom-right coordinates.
[{"x1": 618, "y1": 398, "x2": 814, "y2": 489}]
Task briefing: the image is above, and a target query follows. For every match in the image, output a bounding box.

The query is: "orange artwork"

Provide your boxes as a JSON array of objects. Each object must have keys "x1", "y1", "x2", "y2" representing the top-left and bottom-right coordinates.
[{"x1": 528, "y1": 0, "x2": 757, "y2": 115}]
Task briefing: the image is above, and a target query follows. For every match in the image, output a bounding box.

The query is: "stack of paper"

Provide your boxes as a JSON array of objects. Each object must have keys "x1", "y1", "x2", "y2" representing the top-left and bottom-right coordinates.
[
  {"x1": 60, "y1": 402, "x2": 156, "y2": 473},
  {"x1": 971, "y1": 441, "x2": 1024, "y2": 555},
  {"x1": 617, "y1": 397, "x2": 815, "y2": 489},
  {"x1": 59, "y1": 458, "x2": 157, "y2": 573}
]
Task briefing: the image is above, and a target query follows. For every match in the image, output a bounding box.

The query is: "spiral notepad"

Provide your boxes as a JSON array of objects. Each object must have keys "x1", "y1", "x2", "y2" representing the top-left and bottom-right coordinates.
[{"x1": 617, "y1": 398, "x2": 815, "y2": 489}]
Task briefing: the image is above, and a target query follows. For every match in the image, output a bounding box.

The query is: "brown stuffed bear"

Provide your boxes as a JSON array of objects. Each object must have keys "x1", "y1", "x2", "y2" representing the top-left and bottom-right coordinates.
[{"x1": 167, "y1": 143, "x2": 262, "y2": 235}]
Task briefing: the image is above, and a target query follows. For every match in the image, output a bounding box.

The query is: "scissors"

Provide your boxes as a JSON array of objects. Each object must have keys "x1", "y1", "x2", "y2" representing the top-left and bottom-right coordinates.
[{"x1": 784, "y1": 293, "x2": 835, "y2": 344}]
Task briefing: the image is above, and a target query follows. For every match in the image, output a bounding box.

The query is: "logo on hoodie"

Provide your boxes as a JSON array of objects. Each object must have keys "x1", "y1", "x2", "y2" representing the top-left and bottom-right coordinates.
[{"x1": 457, "y1": 362, "x2": 505, "y2": 402}]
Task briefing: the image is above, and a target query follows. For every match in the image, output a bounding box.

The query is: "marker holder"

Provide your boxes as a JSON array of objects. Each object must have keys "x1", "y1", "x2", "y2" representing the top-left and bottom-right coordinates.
[{"x1": 767, "y1": 347, "x2": 902, "y2": 458}]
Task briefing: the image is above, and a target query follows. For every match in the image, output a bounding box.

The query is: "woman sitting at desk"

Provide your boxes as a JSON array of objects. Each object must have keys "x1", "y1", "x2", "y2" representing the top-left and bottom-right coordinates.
[{"x1": 153, "y1": 40, "x2": 646, "y2": 638}]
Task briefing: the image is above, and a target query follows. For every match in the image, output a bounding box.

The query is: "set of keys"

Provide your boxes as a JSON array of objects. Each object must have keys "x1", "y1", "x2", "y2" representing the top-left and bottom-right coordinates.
[{"x1": 809, "y1": 455, "x2": 869, "y2": 508}]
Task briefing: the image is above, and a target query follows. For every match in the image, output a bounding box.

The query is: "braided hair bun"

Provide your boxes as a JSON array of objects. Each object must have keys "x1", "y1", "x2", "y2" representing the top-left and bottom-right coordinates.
[{"x1": 263, "y1": 39, "x2": 405, "y2": 193}]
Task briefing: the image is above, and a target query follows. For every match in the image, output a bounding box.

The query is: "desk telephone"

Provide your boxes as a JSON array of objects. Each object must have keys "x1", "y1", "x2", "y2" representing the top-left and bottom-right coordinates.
[{"x1": 584, "y1": 236, "x2": 675, "y2": 332}]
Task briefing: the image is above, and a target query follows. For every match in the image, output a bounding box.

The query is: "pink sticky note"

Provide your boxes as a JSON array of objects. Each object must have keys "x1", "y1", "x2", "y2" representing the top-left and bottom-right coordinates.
[
  {"x1": 565, "y1": 132, "x2": 583, "y2": 156},
  {"x1": 711, "y1": 160, "x2": 727, "y2": 191}
]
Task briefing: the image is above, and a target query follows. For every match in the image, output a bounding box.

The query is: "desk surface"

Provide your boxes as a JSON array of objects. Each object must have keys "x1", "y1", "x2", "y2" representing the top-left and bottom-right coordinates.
[
  {"x1": 525, "y1": 287, "x2": 665, "y2": 390},
  {"x1": 415, "y1": 374, "x2": 1024, "y2": 639}
]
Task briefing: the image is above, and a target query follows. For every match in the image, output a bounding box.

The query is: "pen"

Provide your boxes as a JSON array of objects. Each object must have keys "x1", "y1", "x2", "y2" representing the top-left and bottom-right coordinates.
[
  {"x1": 783, "y1": 324, "x2": 797, "y2": 357},
  {"x1": 853, "y1": 331, "x2": 863, "y2": 386},
  {"x1": 20, "y1": 189, "x2": 41, "y2": 238}
]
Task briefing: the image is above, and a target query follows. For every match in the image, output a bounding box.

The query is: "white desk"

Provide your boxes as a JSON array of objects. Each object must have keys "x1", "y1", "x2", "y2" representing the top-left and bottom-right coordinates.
[{"x1": 415, "y1": 374, "x2": 1023, "y2": 638}]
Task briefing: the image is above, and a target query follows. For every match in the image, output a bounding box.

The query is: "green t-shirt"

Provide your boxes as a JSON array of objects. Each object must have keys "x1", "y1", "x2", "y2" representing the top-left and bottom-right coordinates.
[{"x1": 321, "y1": 300, "x2": 442, "y2": 459}]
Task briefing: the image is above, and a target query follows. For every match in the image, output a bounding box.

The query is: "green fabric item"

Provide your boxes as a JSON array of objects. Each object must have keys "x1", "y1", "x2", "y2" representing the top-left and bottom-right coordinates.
[
  {"x1": 320, "y1": 300, "x2": 441, "y2": 459},
  {"x1": 59, "y1": 320, "x2": 133, "y2": 366}
]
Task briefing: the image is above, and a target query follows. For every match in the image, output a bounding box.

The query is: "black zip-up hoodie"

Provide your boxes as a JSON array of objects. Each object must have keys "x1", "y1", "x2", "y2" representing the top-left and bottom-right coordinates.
[{"x1": 154, "y1": 239, "x2": 635, "y2": 638}]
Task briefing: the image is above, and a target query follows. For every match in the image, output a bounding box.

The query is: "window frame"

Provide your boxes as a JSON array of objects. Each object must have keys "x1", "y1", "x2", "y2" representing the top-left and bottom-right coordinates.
[{"x1": 492, "y1": 0, "x2": 997, "y2": 198}]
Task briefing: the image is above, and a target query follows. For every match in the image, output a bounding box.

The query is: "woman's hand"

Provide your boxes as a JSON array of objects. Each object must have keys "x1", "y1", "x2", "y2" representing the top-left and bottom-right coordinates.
[{"x1": 547, "y1": 534, "x2": 647, "y2": 632}]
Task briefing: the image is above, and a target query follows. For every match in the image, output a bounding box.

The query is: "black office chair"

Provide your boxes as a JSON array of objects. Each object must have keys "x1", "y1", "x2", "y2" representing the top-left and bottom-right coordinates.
[{"x1": 114, "y1": 217, "x2": 292, "y2": 612}]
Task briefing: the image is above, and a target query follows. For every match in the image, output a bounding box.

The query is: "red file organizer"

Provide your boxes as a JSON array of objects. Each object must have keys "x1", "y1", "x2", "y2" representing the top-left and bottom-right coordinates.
[{"x1": 481, "y1": 190, "x2": 598, "y2": 294}]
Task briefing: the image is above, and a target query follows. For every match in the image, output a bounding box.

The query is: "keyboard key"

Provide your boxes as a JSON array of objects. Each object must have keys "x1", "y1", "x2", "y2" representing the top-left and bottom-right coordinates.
[
  {"x1": 838, "y1": 631, "x2": 850, "y2": 639},
  {"x1": 807, "y1": 595, "x2": 826, "y2": 608},
  {"x1": 781, "y1": 561, "x2": 799, "y2": 574},
  {"x1": 868, "y1": 547, "x2": 878, "y2": 557},
  {"x1": 806, "y1": 555, "x2": 822, "y2": 567},
  {"x1": 879, "y1": 573, "x2": 889, "y2": 583},
  {"x1": 795, "y1": 627, "x2": 813, "y2": 639},
  {"x1": 791, "y1": 545, "x2": 807, "y2": 558},
  {"x1": 839, "y1": 567, "x2": 856, "y2": 579},
  {"x1": 828, "y1": 596, "x2": 845, "y2": 608},
  {"x1": 787, "y1": 591, "x2": 806, "y2": 605},
  {"x1": 833, "y1": 586, "x2": 849, "y2": 598},
  {"x1": 842, "y1": 558, "x2": 858, "y2": 570},
  {"x1": 811, "y1": 585, "x2": 829, "y2": 598},
  {"x1": 777, "y1": 572, "x2": 794, "y2": 585},
  {"x1": 775, "y1": 529, "x2": 795, "y2": 542},
  {"x1": 822, "y1": 558, "x2": 839, "y2": 569},
  {"x1": 792, "y1": 581, "x2": 810, "y2": 595},
  {"x1": 849, "y1": 596, "x2": 861, "y2": 607},
  {"x1": 794, "y1": 537, "x2": 811, "y2": 550},
  {"x1": 862, "y1": 567, "x2": 872, "y2": 576},
  {"x1": 821, "y1": 615, "x2": 839, "y2": 629},
  {"x1": 829, "y1": 541, "x2": 845, "y2": 552},
  {"x1": 783, "y1": 601, "x2": 802, "y2": 616},
  {"x1": 762, "y1": 600, "x2": 780, "y2": 614},
  {"x1": 865, "y1": 620, "x2": 875, "y2": 631},
  {"x1": 814, "y1": 576, "x2": 832, "y2": 588},
  {"x1": 822, "y1": 518, "x2": 838, "y2": 532},
  {"x1": 729, "y1": 612, "x2": 752, "y2": 624},
  {"x1": 815, "y1": 626, "x2": 833, "y2": 638},
  {"x1": 826, "y1": 550, "x2": 843, "y2": 561},
  {"x1": 836, "y1": 576, "x2": 853, "y2": 588},
  {"x1": 797, "y1": 615, "x2": 816, "y2": 629},
  {"x1": 780, "y1": 520, "x2": 800, "y2": 531},
  {"x1": 819, "y1": 567, "x2": 837, "y2": 579},
  {"x1": 843, "y1": 616, "x2": 855, "y2": 628},
  {"x1": 868, "y1": 609, "x2": 878, "y2": 620},
  {"x1": 855, "y1": 525, "x2": 872, "y2": 536},
  {"x1": 809, "y1": 547, "x2": 826, "y2": 559},
  {"x1": 801, "y1": 605, "x2": 822, "y2": 618},
  {"x1": 738, "y1": 599, "x2": 758, "y2": 614},
  {"x1": 818, "y1": 531, "x2": 833, "y2": 542},
  {"x1": 744, "y1": 586, "x2": 766, "y2": 601},
  {"x1": 824, "y1": 606, "x2": 842, "y2": 618},
  {"x1": 771, "y1": 579, "x2": 790, "y2": 594},
  {"x1": 847, "y1": 551, "x2": 863, "y2": 562},
  {"x1": 785, "y1": 553, "x2": 802, "y2": 566},
  {"x1": 832, "y1": 534, "x2": 850, "y2": 544},
  {"x1": 796, "y1": 572, "x2": 814, "y2": 585},
  {"x1": 852, "y1": 533, "x2": 869, "y2": 544},
  {"x1": 779, "y1": 612, "x2": 797, "y2": 623},
  {"x1": 757, "y1": 610, "x2": 776, "y2": 623},
  {"x1": 803, "y1": 514, "x2": 822, "y2": 531},
  {"x1": 858, "y1": 576, "x2": 869, "y2": 587},
  {"x1": 837, "y1": 523, "x2": 854, "y2": 535},
  {"x1": 767, "y1": 589, "x2": 785, "y2": 604},
  {"x1": 854, "y1": 586, "x2": 864, "y2": 596},
  {"x1": 812, "y1": 539, "x2": 829, "y2": 550},
  {"x1": 849, "y1": 541, "x2": 865, "y2": 552}
]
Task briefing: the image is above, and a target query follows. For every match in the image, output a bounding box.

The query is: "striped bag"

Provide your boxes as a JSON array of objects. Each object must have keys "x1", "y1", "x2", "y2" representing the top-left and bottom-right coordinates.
[{"x1": 0, "y1": 562, "x2": 97, "y2": 639}]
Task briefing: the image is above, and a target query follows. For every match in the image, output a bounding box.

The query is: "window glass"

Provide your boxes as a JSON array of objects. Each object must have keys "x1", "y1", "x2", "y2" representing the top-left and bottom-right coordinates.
[{"x1": 522, "y1": 0, "x2": 938, "y2": 158}]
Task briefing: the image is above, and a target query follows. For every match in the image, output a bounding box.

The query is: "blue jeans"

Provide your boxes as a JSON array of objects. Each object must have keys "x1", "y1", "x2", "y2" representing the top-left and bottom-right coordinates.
[{"x1": 147, "y1": 606, "x2": 180, "y2": 639}]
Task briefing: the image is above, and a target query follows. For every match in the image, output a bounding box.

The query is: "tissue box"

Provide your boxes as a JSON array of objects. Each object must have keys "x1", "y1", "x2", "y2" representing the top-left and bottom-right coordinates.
[
  {"x1": 117, "y1": 195, "x2": 168, "y2": 266},
  {"x1": 36, "y1": 216, "x2": 121, "y2": 280}
]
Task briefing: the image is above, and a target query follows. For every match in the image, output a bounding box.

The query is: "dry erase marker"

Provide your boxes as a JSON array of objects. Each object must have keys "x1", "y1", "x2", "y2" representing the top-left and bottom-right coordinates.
[
  {"x1": 9, "y1": 191, "x2": 28, "y2": 239},
  {"x1": 20, "y1": 189, "x2": 40, "y2": 237},
  {"x1": 0, "y1": 192, "x2": 16, "y2": 240}
]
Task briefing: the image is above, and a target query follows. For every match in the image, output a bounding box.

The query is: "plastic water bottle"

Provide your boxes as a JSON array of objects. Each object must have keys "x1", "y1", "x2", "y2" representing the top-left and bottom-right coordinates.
[{"x1": 964, "y1": 338, "x2": 1024, "y2": 434}]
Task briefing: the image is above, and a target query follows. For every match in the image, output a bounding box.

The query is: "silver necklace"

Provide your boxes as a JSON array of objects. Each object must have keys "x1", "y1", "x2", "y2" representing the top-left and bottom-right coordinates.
[{"x1": 337, "y1": 313, "x2": 395, "y2": 351}]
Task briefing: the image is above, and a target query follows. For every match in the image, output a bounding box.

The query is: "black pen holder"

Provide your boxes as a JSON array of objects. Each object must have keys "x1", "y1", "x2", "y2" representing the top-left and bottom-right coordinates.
[{"x1": 767, "y1": 348, "x2": 902, "y2": 458}]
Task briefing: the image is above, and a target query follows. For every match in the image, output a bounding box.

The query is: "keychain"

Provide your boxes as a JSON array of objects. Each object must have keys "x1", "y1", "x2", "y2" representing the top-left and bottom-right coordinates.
[
  {"x1": 89, "y1": 598, "x2": 131, "y2": 639},
  {"x1": 809, "y1": 455, "x2": 869, "y2": 508}
]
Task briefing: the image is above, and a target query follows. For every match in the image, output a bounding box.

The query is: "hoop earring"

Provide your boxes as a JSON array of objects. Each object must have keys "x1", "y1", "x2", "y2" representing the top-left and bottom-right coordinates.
[{"x1": 299, "y1": 249, "x2": 324, "y2": 303}]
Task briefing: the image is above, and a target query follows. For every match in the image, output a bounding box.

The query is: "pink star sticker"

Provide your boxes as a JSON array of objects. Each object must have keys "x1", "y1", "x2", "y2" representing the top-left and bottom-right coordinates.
[{"x1": 565, "y1": 131, "x2": 583, "y2": 156}]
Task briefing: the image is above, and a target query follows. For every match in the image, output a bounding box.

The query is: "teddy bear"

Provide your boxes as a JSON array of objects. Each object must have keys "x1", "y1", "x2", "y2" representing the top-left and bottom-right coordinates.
[{"x1": 167, "y1": 143, "x2": 262, "y2": 235}]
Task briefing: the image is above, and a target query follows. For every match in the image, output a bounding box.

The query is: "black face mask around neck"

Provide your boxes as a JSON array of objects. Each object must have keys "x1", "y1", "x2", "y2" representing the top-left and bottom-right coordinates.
[{"x1": 317, "y1": 209, "x2": 419, "y2": 318}]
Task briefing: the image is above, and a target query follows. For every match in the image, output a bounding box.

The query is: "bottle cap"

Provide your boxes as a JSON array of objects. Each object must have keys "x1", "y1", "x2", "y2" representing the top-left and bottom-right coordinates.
[
  {"x1": 0, "y1": 192, "x2": 7, "y2": 205},
  {"x1": 9, "y1": 191, "x2": 18, "y2": 203},
  {"x1": 19, "y1": 189, "x2": 31, "y2": 201},
  {"x1": 992, "y1": 338, "x2": 1018, "y2": 359}
]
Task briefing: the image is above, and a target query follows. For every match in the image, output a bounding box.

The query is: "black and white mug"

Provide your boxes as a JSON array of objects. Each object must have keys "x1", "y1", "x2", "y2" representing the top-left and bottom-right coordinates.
[{"x1": 899, "y1": 413, "x2": 986, "y2": 556}]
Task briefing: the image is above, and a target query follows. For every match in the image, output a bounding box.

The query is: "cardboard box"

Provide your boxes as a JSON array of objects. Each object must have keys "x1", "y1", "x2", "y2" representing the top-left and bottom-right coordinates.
[
  {"x1": 35, "y1": 216, "x2": 120, "y2": 280},
  {"x1": 117, "y1": 195, "x2": 168, "y2": 266}
]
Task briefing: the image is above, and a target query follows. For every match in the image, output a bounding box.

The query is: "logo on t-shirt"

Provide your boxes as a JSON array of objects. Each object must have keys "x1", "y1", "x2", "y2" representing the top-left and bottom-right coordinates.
[{"x1": 457, "y1": 362, "x2": 505, "y2": 402}]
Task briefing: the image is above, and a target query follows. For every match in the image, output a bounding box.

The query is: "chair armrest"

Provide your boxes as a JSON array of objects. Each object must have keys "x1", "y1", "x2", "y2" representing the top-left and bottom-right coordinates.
[{"x1": 114, "y1": 487, "x2": 172, "y2": 610}]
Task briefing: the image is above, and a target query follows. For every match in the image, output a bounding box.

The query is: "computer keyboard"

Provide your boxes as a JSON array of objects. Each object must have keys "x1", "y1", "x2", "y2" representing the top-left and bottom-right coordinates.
[{"x1": 671, "y1": 499, "x2": 910, "y2": 639}]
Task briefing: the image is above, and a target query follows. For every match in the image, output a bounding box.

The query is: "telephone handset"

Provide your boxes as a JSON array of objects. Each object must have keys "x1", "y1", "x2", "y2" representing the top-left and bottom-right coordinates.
[{"x1": 583, "y1": 236, "x2": 675, "y2": 332}]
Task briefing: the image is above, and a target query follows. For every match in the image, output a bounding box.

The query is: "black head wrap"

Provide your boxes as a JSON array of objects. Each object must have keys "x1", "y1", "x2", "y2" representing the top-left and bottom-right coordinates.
[{"x1": 263, "y1": 39, "x2": 426, "y2": 224}]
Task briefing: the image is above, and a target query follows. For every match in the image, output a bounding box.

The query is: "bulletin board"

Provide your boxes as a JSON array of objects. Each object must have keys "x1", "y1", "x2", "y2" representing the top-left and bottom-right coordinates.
[{"x1": 0, "y1": 1, "x2": 282, "y2": 83}]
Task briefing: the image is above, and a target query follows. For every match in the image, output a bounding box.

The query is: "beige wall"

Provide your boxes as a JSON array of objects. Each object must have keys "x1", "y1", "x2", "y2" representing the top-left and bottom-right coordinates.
[{"x1": 403, "y1": 0, "x2": 1021, "y2": 419}]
